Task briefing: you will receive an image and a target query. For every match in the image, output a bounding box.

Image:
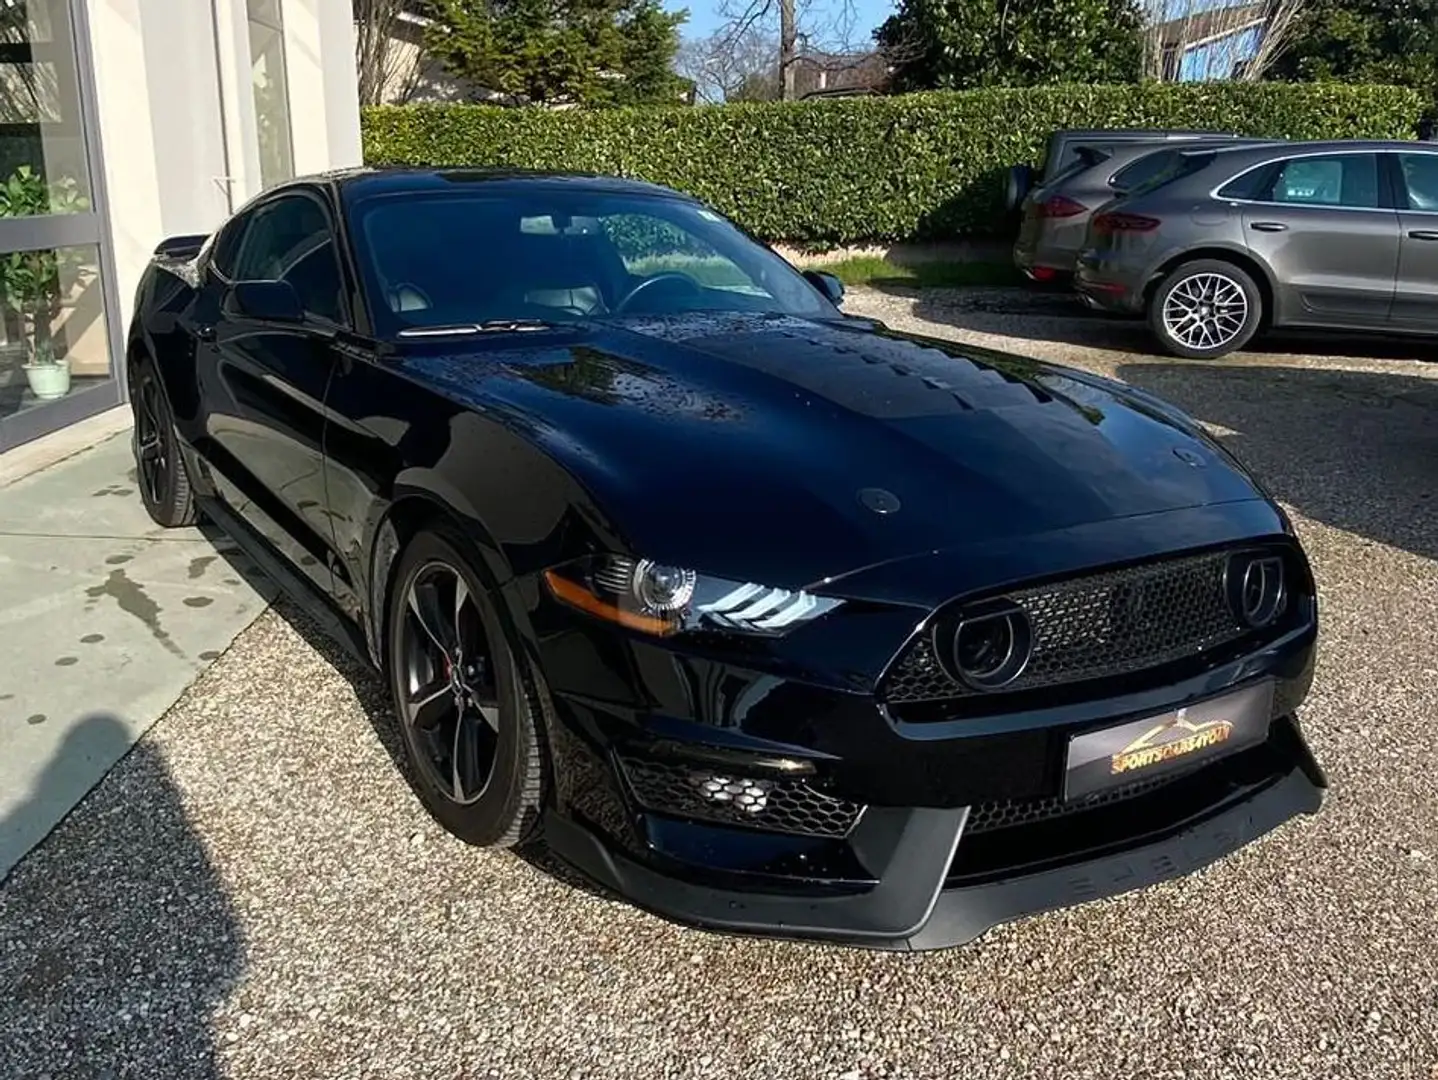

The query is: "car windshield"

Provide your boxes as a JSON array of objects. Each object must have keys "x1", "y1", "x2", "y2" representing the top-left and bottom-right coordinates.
[{"x1": 347, "y1": 187, "x2": 835, "y2": 335}]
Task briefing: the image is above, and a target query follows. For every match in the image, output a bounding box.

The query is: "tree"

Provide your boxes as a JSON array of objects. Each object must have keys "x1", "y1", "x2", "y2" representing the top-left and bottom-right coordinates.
[
  {"x1": 1268, "y1": 0, "x2": 1437, "y2": 102},
  {"x1": 676, "y1": 26, "x2": 781, "y2": 102},
  {"x1": 1137, "y1": 0, "x2": 1308, "y2": 83},
  {"x1": 703, "y1": 0, "x2": 868, "y2": 101},
  {"x1": 354, "y1": 0, "x2": 430, "y2": 106},
  {"x1": 877, "y1": 0, "x2": 1144, "y2": 92},
  {"x1": 424, "y1": 0, "x2": 688, "y2": 107}
]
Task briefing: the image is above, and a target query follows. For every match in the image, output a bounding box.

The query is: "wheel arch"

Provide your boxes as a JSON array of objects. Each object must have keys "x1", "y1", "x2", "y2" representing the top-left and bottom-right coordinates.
[
  {"x1": 1146, "y1": 246, "x2": 1278, "y2": 330},
  {"x1": 363, "y1": 485, "x2": 531, "y2": 674}
]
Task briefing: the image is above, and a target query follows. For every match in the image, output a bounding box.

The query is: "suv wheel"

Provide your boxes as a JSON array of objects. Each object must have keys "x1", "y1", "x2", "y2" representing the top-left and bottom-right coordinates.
[{"x1": 1149, "y1": 259, "x2": 1262, "y2": 359}]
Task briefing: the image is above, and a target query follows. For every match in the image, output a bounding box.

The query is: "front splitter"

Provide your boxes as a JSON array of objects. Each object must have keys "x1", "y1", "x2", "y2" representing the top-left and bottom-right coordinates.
[{"x1": 541, "y1": 763, "x2": 1325, "y2": 951}]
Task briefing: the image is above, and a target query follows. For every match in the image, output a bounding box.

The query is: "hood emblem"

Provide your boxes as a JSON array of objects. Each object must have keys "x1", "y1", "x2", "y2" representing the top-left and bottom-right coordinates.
[
  {"x1": 1173, "y1": 446, "x2": 1206, "y2": 468},
  {"x1": 858, "y1": 488, "x2": 901, "y2": 515}
]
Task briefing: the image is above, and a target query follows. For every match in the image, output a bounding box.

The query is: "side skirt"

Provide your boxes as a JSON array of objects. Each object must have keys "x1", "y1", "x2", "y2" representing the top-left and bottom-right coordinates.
[{"x1": 199, "y1": 494, "x2": 375, "y2": 669}]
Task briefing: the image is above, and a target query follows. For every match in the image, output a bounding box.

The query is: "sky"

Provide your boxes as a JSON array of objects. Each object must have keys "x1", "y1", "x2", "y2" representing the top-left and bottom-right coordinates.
[{"x1": 663, "y1": 0, "x2": 896, "y2": 45}]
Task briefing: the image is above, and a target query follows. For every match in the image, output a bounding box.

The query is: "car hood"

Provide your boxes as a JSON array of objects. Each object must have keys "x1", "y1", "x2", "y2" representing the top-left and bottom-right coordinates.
[{"x1": 398, "y1": 313, "x2": 1270, "y2": 594}]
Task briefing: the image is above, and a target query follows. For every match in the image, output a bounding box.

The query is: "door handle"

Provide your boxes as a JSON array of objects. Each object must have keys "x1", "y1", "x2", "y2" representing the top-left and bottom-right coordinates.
[
  {"x1": 1249, "y1": 222, "x2": 1289, "y2": 233},
  {"x1": 1408, "y1": 230, "x2": 1438, "y2": 241}
]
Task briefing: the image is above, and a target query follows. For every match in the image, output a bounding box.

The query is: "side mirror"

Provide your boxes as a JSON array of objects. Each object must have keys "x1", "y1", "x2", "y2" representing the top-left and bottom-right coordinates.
[
  {"x1": 803, "y1": 269, "x2": 845, "y2": 306},
  {"x1": 223, "y1": 280, "x2": 303, "y2": 323}
]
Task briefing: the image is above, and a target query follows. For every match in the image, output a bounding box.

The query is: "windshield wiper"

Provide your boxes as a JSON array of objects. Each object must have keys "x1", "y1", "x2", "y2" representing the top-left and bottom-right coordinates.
[{"x1": 397, "y1": 319, "x2": 553, "y2": 338}]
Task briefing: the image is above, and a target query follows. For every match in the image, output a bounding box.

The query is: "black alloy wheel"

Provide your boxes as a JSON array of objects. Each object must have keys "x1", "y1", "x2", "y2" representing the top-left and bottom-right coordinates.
[
  {"x1": 131, "y1": 358, "x2": 197, "y2": 528},
  {"x1": 387, "y1": 528, "x2": 543, "y2": 847}
]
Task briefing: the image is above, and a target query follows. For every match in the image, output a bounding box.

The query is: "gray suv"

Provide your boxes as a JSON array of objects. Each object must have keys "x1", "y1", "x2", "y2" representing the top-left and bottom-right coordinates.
[
  {"x1": 1075, "y1": 140, "x2": 1438, "y2": 358},
  {"x1": 1013, "y1": 136, "x2": 1279, "y2": 283}
]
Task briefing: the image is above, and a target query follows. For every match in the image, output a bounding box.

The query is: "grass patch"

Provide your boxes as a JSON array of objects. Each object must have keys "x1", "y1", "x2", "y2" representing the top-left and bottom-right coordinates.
[{"x1": 804, "y1": 255, "x2": 1020, "y2": 289}]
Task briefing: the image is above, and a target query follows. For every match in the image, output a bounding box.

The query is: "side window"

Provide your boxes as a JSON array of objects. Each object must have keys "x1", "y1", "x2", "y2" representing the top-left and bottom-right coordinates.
[
  {"x1": 1217, "y1": 162, "x2": 1278, "y2": 202},
  {"x1": 1261, "y1": 154, "x2": 1380, "y2": 209},
  {"x1": 208, "y1": 216, "x2": 247, "y2": 279},
  {"x1": 1396, "y1": 153, "x2": 1438, "y2": 212},
  {"x1": 228, "y1": 194, "x2": 345, "y2": 323},
  {"x1": 1112, "y1": 150, "x2": 1181, "y2": 193}
]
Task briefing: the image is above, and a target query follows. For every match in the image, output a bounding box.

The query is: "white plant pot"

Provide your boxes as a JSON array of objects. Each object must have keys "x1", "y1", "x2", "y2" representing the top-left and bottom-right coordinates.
[{"x1": 23, "y1": 360, "x2": 70, "y2": 400}]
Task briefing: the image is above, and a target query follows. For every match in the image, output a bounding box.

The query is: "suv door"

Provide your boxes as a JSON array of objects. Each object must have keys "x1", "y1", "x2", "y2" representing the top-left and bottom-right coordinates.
[
  {"x1": 1389, "y1": 150, "x2": 1438, "y2": 330},
  {"x1": 1224, "y1": 152, "x2": 1400, "y2": 327},
  {"x1": 197, "y1": 189, "x2": 348, "y2": 598}
]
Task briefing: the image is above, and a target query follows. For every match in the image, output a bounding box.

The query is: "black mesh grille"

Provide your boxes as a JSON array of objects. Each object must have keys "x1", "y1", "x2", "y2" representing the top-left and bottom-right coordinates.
[
  {"x1": 883, "y1": 550, "x2": 1253, "y2": 705},
  {"x1": 618, "y1": 757, "x2": 863, "y2": 838},
  {"x1": 965, "y1": 774, "x2": 1179, "y2": 836}
]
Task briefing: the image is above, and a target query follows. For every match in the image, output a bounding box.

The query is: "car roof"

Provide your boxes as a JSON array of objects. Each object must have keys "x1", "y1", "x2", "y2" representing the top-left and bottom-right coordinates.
[
  {"x1": 1195, "y1": 138, "x2": 1432, "y2": 159},
  {"x1": 296, "y1": 166, "x2": 692, "y2": 203},
  {"x1": 1053, "y1": 129, "x2": 1246, "y2": 143}
]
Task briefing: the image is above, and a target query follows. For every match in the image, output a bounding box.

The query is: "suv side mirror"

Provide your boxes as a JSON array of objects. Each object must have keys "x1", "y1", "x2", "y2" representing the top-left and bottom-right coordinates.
[
  {"x1": 223, "y1": 280, "x2": 303, "y2": 323},
  {"x1": 803, "y1": 269, "x2": 845, "y2": 306}
]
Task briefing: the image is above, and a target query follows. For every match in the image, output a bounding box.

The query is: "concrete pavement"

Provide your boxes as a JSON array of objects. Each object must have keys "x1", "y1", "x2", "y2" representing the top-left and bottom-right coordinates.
[{"x1": 0, "y1": 425, "x2": 271, "y2": 878}]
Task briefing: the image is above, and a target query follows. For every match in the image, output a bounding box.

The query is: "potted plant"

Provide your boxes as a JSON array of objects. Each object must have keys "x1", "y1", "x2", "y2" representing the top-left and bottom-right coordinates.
[{"x1": 0, "y1": 166, "x2": 89, "y2": 401}]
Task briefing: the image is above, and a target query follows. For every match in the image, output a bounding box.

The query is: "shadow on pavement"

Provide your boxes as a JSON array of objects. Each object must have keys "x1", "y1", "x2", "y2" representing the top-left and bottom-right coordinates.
[
  {"x1": 253, "y1": 593, "x2": 617, "y2": 901},
  {"x1": 890, "y1": 283, "x2": 1438, "y2": 363},
  {"x1": 1116, "y1": 362, "x2": 1438, "y2": 561},
  {"x1": 0, "y1": 714, "x2": 243, "y2": 1079}
]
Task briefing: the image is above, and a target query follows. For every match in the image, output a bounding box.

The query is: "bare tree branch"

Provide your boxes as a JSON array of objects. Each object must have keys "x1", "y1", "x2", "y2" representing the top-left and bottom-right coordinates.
[
  {"x1": 1140, "y1": 0, "x2": 1306, "y2": 82},
  {"x1": 354, "y1": 0, "x2": 427, "y2": 105}
]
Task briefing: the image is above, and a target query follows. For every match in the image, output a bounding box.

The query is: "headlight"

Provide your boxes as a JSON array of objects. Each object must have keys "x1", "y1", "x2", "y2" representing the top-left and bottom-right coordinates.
[{"x1": 542, "y1": 555, "x2": 843, "y2": 637}]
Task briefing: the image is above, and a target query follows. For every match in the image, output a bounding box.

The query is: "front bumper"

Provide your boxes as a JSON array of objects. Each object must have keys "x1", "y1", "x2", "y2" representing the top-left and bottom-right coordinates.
[
  {"x1": 516, "y1": 523, "x2": 1323, "y2": 949},
  {"x1": 543, "y1": 719, "x2": 1326, "y2": 950}
]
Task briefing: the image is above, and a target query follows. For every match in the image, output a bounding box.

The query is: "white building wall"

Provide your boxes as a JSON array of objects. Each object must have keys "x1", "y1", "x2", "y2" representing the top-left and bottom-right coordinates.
[{"x1": 81, "y1": 0, "x2": 362, "y2": 336}]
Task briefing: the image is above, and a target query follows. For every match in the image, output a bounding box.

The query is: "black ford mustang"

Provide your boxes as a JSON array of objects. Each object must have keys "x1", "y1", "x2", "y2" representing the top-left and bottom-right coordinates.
[{"x1": 128, "y1": 168, "x2": 1326, "y2": 950}]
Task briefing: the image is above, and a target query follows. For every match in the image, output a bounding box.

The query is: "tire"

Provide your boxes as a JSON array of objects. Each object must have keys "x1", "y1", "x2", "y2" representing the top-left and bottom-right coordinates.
[
  {"x1": 130, "y1": 356, "x2": 198, "y2": 528},
  {"x1": 1148, "y1": 259, "x2": 1263, "y2": 360},
  {"x1": 385, "y1": 527, "x2": 544, "y2": 848}
]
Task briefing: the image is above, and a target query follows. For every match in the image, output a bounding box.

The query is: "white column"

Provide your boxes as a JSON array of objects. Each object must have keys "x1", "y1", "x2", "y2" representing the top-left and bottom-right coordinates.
[
  {"x1": 80, "y1": 0, "x2": 162, "y2": 330},
  {"x1": 282, "y1": 0, "x2": 362, "y2": 175},
  {"x1": 212, "y1": 0, "x2": 263, "y2": 206}
]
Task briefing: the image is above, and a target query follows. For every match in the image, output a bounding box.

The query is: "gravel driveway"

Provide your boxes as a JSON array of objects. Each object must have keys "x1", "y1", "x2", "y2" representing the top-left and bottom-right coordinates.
[{"x1": 3, "y1": 286, "x2": 1437, "y2": 1080}]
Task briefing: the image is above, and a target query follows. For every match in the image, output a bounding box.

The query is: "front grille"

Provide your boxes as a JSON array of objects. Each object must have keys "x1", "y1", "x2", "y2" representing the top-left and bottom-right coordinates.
[
  {"x1": 883, "y1": 550, "x2": 1255, "y2": 705},
  {"x1": 965, "y1": 774, "x2": 1179, "y2": 836},
  {"x1": 618, "y1": 757, "x2": 864, "y2": 838}
]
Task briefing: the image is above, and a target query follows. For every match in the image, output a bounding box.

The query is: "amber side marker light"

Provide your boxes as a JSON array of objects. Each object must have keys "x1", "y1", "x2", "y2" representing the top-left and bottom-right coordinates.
[{"x1": 543, "y1": 569, "x2": 679, "y2": 636}]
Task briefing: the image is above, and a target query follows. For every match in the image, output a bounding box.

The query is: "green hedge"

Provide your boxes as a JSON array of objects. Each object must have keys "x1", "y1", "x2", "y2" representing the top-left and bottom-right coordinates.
[{"x1": 362, "y1": 82, "x2": 1426, "y2": 245}]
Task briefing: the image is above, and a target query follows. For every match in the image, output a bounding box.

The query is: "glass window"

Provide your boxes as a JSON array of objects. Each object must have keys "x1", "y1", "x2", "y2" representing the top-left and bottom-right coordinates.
[
  {"x1": 247, "y1": 0, "x2": 293, "y2": 189},
  {"x1": 0, "y1": 1, "x2": 93, "y2": 213},
  {"x1": 1261, "y1": 154, "x2": 1380, "y2": 209},
  {"x1": 349, "y1": 191, "x2": 835, "y2": 336},
  {"x1": 230, "y1": 195, "x2": 343, "y2": 323},
  {"x1": 0, "y1": 2, "x2": 120, "y2": 443},
  {"x1": 1112, "y1": 149, "x2": 1184, "y2": 193},
  {"x1": 1396, "y1": 153, "x2": 1438, "y2": 212},
  {"x1": 1122, "y1": 150, "x2": 1216, "y2": 198},
  {"x1": 1216, "y1": 162, "x2": 1279, "y2": 202},
  {"x1": 0, "y1": 243, "x2": 112, "y2": 420}
]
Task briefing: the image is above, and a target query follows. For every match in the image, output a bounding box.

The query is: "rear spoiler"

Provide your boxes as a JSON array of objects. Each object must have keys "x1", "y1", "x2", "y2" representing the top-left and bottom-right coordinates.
[{"x1": 153, "y1": 233, "x2": 208, "y2": 259}]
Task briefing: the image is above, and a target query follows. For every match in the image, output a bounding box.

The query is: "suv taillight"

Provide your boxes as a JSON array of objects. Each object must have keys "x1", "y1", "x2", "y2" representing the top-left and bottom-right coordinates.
[
  {"x1": 1092, "y1": 212, "x2": 1160, "y2": 233},
  {"x1": 1036, "y1": 195, "x2": 1087, "y2": 219}
]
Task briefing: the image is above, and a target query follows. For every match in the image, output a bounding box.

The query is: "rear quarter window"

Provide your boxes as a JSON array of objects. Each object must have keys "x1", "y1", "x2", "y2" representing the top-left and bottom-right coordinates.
[{"x1": 1124, "y1": 150, "x2": 1217, "y2": 198}]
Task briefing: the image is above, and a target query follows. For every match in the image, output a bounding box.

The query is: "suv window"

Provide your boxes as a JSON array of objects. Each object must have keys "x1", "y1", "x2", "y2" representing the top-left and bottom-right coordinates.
[
  {"x1": 1396, "y1": 152, "x2": 1438, "y2": 212},
  {"x1": 1123, "y1": 150, "x2": 1217, "y2": 198},
  {"x1": 1111, "y1": 149, "x2": 1184, "y2": 193},
  {"x1": 1252, "y1": 154, "x2": 1380, "y2": 209},
  {"x1": 227, "y1": 193, "x2": 345, "y2": 323}
]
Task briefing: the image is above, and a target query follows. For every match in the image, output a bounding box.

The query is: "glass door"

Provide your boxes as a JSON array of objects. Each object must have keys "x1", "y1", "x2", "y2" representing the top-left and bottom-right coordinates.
[
  {"x1": 0, "y1": 0, "x2": 120, "y2": 452},
  {"x1": 246, "y1": 0, "x2": 294, "y2": 190}
]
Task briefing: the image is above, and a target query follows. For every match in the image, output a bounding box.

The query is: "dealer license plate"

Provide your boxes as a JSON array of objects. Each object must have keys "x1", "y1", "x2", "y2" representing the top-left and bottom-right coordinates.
[{"x1": 1063, "y1": 681, "x2": 1275, "y2": 801}]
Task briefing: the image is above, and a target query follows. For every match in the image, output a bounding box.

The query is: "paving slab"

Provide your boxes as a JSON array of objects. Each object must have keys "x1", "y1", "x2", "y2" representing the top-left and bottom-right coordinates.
[{"x1": 0, "y1": 428, "x2": 272, "y2": 878}]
